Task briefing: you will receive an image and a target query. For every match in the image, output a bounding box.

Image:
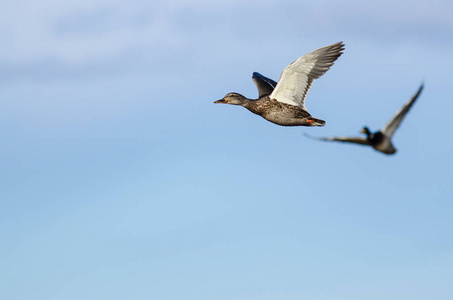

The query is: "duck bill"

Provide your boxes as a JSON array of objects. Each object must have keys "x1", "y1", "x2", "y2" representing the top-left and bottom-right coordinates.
[{"x1": 214, "y1": 99, "x2": 226, "y2": 104}]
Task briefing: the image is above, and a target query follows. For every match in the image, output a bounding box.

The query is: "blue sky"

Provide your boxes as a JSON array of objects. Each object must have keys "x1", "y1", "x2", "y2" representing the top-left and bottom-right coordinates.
[{"x1": 1, "y1": 1, "x2": 452, "y2": 299}]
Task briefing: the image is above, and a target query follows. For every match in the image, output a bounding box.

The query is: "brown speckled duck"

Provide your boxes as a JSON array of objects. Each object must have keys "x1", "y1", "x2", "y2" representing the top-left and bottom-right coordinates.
[
  {"x1": 305, "y1": 83, "x2": 424, "y2": 155},
  {"x1": 214, "y1": 42, "x2": 345, "y2": 127}
]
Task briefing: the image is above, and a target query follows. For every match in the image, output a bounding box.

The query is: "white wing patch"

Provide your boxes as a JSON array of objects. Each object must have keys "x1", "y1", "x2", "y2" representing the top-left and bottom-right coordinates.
[{"x1": 270, "y1": 42, "x2": 344, "y2": 111}]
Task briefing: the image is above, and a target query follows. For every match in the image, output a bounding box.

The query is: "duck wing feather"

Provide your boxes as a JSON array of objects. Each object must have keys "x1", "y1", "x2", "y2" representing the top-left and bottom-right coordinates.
[
  {"x1": 304, "y1": 133, "x2": 370, "y2": 146},
  {"x1": 252, "y1": 72, "x2": 278, "y2": 97},
  {"x1": 270, "y1": 42, "x2": 344, "y2": 110},
  {"x1": 381, "y1": 83, "x2": 424, "y2": 138}
]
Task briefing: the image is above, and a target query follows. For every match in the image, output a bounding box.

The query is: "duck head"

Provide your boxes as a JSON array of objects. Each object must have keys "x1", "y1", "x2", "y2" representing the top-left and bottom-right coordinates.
[
  {"x1": 214, "y1": 93, "x2": 250, "y2": 106},
  {"x1": 361, "y1": 126, "x2": 371, "y2": 136}
]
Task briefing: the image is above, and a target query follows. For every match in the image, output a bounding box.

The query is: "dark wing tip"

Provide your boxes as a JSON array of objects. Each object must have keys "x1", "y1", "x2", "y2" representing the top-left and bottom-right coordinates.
[
  {"x1": 411, "y1": 82, "x2": 425, "y2": 102},
  {"x1": 418, "y1": 81, "x2": 424, "y2": 93},
  {"x1": 252, "y1": 72, "x2": 263, "y2": 79},
  {"x1": 331, "y1": 41, "x2": 345, "y2": 53}
]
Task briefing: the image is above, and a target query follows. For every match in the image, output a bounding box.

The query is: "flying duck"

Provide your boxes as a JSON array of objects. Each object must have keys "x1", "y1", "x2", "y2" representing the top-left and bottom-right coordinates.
[
  {"x1": 305, "y1": 83, "x2": 424, "y2": 154},
  {"x1": 214, "y1": 42, "x2": 344, "y2": 127}
]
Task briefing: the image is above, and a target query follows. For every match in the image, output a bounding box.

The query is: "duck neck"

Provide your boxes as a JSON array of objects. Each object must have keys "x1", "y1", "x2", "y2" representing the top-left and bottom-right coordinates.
[{"x1": 240, "y1": 98, "x2": 253, "y2": 108}]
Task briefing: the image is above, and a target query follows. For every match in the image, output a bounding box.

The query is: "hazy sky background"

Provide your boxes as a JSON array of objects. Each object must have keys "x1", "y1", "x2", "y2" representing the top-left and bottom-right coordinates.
[{"x1": 1, "y1": 1, "x2": 452, "y2": 299}]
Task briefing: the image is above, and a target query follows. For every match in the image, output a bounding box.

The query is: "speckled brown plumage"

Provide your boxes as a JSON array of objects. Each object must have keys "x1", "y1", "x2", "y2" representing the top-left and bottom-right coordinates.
[
  {"x1": 215, "y1": 93, "x2": 325, "y2": 127},
  {"x1": 243, "y1": 96, "x2": 324, "y2": 127}
]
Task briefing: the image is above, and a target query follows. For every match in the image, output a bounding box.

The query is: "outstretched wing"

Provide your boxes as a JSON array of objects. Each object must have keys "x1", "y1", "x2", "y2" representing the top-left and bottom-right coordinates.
[
  {"x1": 304, "y1": 133, "x2": 370, "y2": 146},
  {"x1": 252, "y1": 72, "x2": 278, "y2": 98},
  {"x1": 381, "y1": 83, "x2": 424, "y2": 137},
  {"x1": 270, "y1": 42, "x2": 344, "y2": 110}
]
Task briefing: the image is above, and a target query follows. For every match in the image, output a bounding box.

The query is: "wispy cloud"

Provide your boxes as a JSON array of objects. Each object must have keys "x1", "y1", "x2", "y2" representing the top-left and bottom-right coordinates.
[
  {"x1": 2, "y1": 1, "x2": 175, "y2": 63},
  {"x1": 0, "y1": 0, "x2": 251, "y2": 64},
  {"x1": 5, "y1": 0, "x2": 450, "y2": 63},
  {"x1": 1, "y1": 0, "x2": 451, "y2": 84}
]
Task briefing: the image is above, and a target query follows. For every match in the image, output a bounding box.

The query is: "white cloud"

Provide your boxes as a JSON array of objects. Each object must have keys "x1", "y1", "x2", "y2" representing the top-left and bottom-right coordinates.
[
  {"x1": 2, "y1": 1, "x2": 167, "y2": 63},
  {"x1": 1, "y1": 0, "x2": 451, "y2": 84},
  {"x1": 0, "y1": 0, "x2": 249, "y2": 64},
  {"x1": 3, "y1": 0, "x2": 451, "y2": 64}
]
